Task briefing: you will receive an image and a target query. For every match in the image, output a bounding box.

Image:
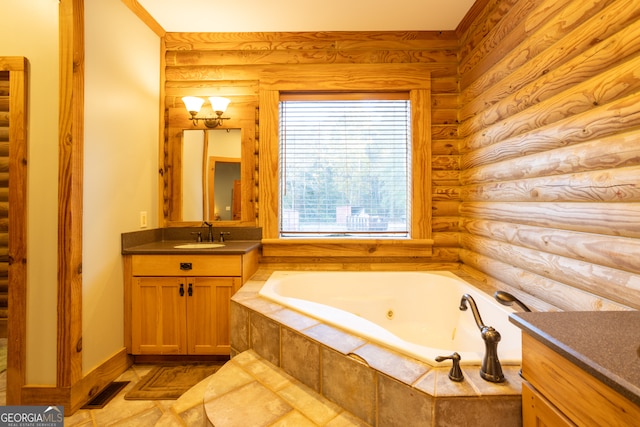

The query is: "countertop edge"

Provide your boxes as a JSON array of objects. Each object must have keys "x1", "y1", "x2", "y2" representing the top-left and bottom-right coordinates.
[
  {"x1": 122, "y1": 240, "x2": 261, "y2": 255},
  {"x1": 509, "y1": 313, "x2": 640, "y2": 407}
]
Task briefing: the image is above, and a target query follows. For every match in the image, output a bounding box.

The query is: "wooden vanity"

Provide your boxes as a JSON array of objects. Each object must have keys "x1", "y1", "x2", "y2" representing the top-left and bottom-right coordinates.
[
  {"x1": 511, "y1": 312, "x2": 640, "y2": 426},
  {"x1": 122, "y1": 236, "x2": 260, "y2": 356}
]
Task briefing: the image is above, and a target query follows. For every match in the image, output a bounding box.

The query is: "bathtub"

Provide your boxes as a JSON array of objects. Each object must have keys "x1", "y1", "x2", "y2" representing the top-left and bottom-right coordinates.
[{"x1": 258, "y1": 270, "x2": 521, "y2": 366}]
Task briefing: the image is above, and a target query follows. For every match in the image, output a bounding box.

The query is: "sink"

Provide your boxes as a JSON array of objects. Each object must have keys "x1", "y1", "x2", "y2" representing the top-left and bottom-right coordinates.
[{"x1": 173, "y1": 243, "x2": 226, "y2": 249}]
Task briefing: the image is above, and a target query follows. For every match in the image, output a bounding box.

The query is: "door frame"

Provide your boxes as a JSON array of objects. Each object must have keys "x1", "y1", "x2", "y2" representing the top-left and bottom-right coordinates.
[{"x1": 1, "y1": 56, "x2": 28, "y2": 404}]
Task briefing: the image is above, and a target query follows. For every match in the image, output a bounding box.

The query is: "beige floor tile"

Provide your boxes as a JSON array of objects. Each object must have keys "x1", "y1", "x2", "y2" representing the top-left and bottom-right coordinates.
[
  {"x1": 277, "y1": 381, "x2": 342, "y2": 425},
  {"x1": 154, "y1": 410, "x2": 186, "y2": 427},
  {"x1": 109, "y1": 405, "x2": 164, "y2": 426},
  {"x1": 325, "y1": 411, "x2": 372, "y2": 427},
  {"x1": 62, "y1": 408, "x2": 94, "y2": 426},
  {"x1": 170, "y1": 374, "x2": 209, "y2": 414},
  {"x1": 205, "y1": 381, "x2": 292, "y2": 427},
  {"x1": 203, "y1": 361, "x2": 255, "y2": 401},
  {"x1": 90, "y1": 394, "x2": 157, "y2": 426},
  {"x1": 240, "y1": 356, "x2": 294, "y2": 392},
  {"x1": 66, "y1": 419, "x2": 95, "y2": 427},
  {"x1": 270, "y1": 410, "x2": 317, "y2": 427},
  {"x1": 177, "y1": 404, "x2": 213, "y2": 427},
  {"x1": 0, "y1": 344, "x2": 369, "y2": 427}
]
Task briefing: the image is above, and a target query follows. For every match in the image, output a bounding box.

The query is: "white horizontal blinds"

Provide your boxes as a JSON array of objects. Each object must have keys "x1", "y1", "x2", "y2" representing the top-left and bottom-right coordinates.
[{"x1": 279, "y1": 95, "x2": 411, "y2": 236}]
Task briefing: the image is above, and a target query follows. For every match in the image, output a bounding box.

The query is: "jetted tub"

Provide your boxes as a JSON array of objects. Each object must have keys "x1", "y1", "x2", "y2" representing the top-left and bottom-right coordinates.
[{"x1": 259, "y1": 271, "x2": 522, "y2": 365}]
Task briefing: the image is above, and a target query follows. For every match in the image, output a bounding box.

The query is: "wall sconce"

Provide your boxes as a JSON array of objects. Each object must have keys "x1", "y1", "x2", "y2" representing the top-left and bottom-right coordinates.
[{"x1": 182, "y1": 96, "x2": 231, "y2": 128}]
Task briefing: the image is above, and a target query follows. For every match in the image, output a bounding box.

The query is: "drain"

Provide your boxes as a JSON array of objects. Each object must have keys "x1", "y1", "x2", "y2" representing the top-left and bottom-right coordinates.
[
  {"x1": 386, "y1": 309, "x2": 394, "y2": 319},
  {"x1": 82, "y1": 381, "x2": 129, "y2": 409}
]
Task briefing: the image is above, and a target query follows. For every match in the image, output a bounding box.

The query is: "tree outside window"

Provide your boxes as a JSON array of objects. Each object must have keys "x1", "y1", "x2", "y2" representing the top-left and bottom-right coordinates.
[{"x1": 279, "y1": 98, "x2": 411, "y2": 237}]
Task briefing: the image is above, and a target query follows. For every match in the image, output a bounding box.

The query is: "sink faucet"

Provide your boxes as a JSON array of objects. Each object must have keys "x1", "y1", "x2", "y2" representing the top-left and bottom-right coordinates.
[
  {"x1": 203, "y1": 221, "x2": 214, "y2": 242},
  {"x1": 459, "y1": 294, "x2": 505, "y2": 383}
]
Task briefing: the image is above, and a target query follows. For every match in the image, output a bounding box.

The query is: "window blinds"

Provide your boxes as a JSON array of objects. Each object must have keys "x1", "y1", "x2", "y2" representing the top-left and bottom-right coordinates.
[{"x1": 279, "y1": 98, "x2": 411, "y2": 237}]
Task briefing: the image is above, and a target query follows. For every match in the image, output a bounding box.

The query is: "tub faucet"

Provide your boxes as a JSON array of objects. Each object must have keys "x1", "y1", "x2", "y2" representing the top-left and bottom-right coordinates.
[
  {"x1": 459, "y1": 294, "x2": 505, "y2": 383},
  {"x1": 435, "y1": 352, "x2": 464, "y2": 382}
]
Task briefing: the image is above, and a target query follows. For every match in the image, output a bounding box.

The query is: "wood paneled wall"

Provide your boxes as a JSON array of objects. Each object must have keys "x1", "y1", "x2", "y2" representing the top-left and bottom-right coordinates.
[
  {"x1": 163, "y1": 31, "x2": 461, "y2": 268},
  {"x1": 163, "y1": 0, "x2": 640, "y2": 310},
  {"x1": 457, "y1": 0, "x2": 640, "y2": 311}
]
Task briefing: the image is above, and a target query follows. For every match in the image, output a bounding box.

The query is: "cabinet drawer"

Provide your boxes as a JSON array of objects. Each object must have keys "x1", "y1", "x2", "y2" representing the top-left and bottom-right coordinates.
[{"x1": 131, "y1": 255, "x2": 241, "y2": 276}]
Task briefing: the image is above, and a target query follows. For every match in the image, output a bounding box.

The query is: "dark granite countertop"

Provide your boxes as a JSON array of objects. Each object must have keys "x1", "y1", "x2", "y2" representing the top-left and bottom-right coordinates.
[
  {"x1": 121, "y1": 227, "x2": 262, "y2": 255},
  {"x1": 122, "y1": 239, "x2": 261, "y2": 255},
  {"x1": 510, "y1": 311, "x2": 640, "y2": 406}
]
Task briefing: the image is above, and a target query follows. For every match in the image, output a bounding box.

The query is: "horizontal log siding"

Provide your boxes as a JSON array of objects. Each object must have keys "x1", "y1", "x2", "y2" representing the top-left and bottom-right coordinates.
[
  {"x1": 458, "y1": 0, "x2": 640, "y2": 310},
  {"x1": 163, "y1": 31, "x2": 462, "y2": 267}
]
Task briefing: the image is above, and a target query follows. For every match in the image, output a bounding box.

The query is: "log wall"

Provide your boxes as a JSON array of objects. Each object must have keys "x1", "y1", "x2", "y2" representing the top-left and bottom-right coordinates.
[
  {"x1": 163, "y1": 31, "x2": 462, "y2": 269},
  {"x1": 457, "y1": 0, "x2": 640, "y2": 311},
  {"x1": 162, "y1": 0, "x2": 640, "y2": 310}
]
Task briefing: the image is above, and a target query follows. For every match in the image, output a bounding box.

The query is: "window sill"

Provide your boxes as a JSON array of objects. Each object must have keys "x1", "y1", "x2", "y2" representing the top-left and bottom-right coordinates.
[{"x1": 261, "y1": 238, "x2": 433, "y2": 257}]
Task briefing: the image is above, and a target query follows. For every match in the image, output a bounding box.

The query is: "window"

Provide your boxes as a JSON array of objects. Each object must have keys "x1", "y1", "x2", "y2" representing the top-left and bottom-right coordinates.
[
  {"x1": 279, "y1": 94, "x2": 411, "y2": 237},
  {"x1": 257, "y1": 64, "x2": 432, "y2": 252}
]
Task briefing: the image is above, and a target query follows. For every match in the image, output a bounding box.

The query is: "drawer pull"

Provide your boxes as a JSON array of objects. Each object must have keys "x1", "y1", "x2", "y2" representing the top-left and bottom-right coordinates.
[{"x1": 180, "y1": 262, "x2": 193, "y2": 270}]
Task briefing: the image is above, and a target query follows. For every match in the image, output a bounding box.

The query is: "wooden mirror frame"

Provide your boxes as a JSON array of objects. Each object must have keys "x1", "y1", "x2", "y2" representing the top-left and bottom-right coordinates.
[{"x1": 162, "y1": 96, "x2": 258, "y2": 227}]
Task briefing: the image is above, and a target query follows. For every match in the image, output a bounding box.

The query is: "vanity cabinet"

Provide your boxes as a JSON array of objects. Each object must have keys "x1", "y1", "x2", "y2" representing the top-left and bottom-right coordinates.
[
  {"x1": 521, "y1": 333, "x2": 640, "y2": 427},
  {"x1": 131, "y1": 276, "x2": 240, "y2": 355},
  {"x1": 124, "y1": 251, "x2": 258, "y2": 355}
]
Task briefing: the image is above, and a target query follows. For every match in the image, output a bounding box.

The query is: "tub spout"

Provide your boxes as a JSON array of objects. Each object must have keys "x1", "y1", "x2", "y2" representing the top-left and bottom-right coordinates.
[
  {"x1": 459, "y1": 294, "x2": 505, "y2": 383},
  {"x1": 459, "y1": 294, "x2": 486, "y2": 330}
]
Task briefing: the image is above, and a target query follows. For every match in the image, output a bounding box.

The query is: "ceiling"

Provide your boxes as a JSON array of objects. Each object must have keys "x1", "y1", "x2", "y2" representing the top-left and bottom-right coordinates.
[{"x1": 137, "y1": 0, "x2": 477, "y2": 32}]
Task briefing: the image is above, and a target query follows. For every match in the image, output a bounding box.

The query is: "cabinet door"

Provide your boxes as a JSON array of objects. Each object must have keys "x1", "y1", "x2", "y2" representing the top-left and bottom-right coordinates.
[
  {"x1": 186, "y1": 277, "x2": 242, "y2": 354},
  {"x1": 131, "y1": 277, "x2": 187, "y2": 354},
  {"x1": 522, "y1": 382, "x2": 575, "y2": 427}
]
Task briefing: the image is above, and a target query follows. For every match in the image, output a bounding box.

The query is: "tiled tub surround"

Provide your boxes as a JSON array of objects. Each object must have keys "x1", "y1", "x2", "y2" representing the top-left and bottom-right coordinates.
[
  {"x1": 258, "y1": 270, "x2": 522, "y2": 366},
  {"x1": 231, "y1": 273, "x2": 523, "y2": 427}
]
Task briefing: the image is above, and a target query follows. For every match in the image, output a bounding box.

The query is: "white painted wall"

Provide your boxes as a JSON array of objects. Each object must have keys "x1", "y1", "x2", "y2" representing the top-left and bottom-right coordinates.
[
  {"x1": 0, "y1": 0, "x2": 61, "y2": 384},
  {"x1": 0, "y1": 0, "x2": 160, "y2": 383},
  {"x1": 83, "y1": 0, "x2": 160, "y2": 374}
]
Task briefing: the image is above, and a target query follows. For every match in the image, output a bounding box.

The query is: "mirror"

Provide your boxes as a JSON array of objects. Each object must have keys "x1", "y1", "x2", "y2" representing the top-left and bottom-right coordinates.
[
  {"x1": 209, "y1": 157, "x2": 241, "y2": 221},
  {"x1": 182, "y1": 129, "x2": 241, "y2": 222},
  {"x1": 164, "y1": 94, "x2": 257, "y2": 227}
]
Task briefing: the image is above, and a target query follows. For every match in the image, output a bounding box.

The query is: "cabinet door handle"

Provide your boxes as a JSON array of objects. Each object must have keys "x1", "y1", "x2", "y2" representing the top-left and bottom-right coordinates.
[
  {"x1": 188, "y1": 283, "x2": 193, "y2": 297},
  {"x1": 179, "y1": 283, "x2": 185, "y2": 297}
]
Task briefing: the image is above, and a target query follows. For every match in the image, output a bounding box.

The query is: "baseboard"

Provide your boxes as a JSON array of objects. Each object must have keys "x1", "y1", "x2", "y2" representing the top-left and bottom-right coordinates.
[
  {"x1": 20, "y1": 347, "x2": 133, "y2": 416},
  {"x1": 69, "y1": 348, "x2": 133, "y2": 414},
  {"x1": 132, "y1": 354, "x2": 230, "y2": 364}
]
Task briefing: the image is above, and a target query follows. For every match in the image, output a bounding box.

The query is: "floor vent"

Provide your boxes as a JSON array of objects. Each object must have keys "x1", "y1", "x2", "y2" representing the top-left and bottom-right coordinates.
[{"x1": 82, "y1": 381, "x2": 129, "y2": 409}]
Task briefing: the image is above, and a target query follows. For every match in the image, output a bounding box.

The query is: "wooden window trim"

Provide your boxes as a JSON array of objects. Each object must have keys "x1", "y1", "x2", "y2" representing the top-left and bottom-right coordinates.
[{"x1": 258, "y1": 64, "x2": 433, "y2": 257}]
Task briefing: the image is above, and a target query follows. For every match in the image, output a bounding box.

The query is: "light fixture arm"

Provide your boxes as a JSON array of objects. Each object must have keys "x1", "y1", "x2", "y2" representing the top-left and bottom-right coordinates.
[{"x1": 187, "y1": 111, "x2": 231, "y2": 128}]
